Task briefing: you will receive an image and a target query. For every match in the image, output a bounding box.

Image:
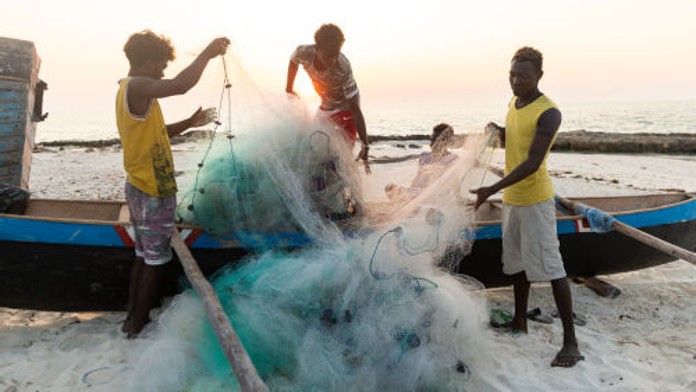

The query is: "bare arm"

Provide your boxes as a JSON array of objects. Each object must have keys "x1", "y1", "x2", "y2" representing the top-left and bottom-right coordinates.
[
  {"x1": 347, "y1": 93, "x2": 368, "y2": 146},
  {"x1": 470, "y1": 108, "x2": 561, "y2": 209},
  {"x1": 285, "y1": 60, "x2": 299, "y2": 95},
  {"x1": 348, "y1": 93, "x2": 371, "y2": 174},
  {"x1": 129, "y1": 37, "x2": 229, "y2": 103},
  {"x1": 166, "y1": 107, "x2": 210, "y2": 137}
]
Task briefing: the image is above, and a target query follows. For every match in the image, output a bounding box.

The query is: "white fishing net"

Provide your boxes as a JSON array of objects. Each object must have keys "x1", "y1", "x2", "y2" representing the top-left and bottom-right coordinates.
[{"x1": 133, "y1": 52, "x2": 498, "y2": 391}]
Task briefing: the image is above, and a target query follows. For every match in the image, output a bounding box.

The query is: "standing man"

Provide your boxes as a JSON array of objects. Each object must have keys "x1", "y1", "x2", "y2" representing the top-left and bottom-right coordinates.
[
  {"x1": 470, "y1": 47, "x2": 583, "y2": 367},
  {"x1": 116, "y1": 30, "x2": 229, "y2": 337},
  {"x1": 285, "y1": 23, "x2": 370, "y2": 173}
]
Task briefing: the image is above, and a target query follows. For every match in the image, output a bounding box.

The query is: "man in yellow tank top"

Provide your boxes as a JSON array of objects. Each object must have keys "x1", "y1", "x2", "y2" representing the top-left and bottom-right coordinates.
[
  {"x1": 470, "y1": 47, "x2": 583, "y2": 367},
  {"x1": 116, "y1": 30, "x2": 229, "y2": 338}
]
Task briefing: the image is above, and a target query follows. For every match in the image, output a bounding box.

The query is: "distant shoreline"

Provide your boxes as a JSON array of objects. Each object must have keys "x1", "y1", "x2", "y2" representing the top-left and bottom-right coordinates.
[{"x1": 34, "y1": 130, "x2": 696, "y2": 154}]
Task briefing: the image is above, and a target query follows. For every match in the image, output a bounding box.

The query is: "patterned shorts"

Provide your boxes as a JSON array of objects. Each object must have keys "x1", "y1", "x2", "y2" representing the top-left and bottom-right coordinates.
[{"x1": 125, "y1": 182, "x2": 176, "y2": 266}]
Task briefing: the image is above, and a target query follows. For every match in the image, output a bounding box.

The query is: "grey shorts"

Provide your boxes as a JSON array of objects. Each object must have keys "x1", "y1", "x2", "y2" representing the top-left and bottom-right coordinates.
[
  {"x1": 125, "y1": 182, "x2": 175, "y2": 266},
  {"x1": 501, "y1": 198, "x2": 566, "y2": 281}
]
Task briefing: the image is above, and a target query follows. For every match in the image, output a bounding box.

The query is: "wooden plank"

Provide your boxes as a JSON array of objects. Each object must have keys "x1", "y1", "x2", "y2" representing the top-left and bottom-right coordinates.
[
  {"x1": 20, "y1": 136, "x2": 32, "y2": 188},
  {"x1": 0, "y1": 172, "x2": 20, "y2": 185},
  {"x1": 118, "y1": 204, "x2": 130, "y2": 222},
  {"x1": 0, "y1": 46, "x2": 34, "y2": 189},
  {"x1": 24, "y1": 200, "x2": 121, "y2": 221},
  {"x1": 171, "y1": 231, "x2": 268, "y2": 392},
  {"x1": 0, "y1": 37, "x2": 39, "y2": 81},
  {"x1": 0, "y1": 137, "x2": 23, "y2": 154},
  {"x1": 0, "y1": 121, "x2": 25, "y2": 136},
  {"x1": 0, "y1": 75, "x2": 27, "y2": 83}
]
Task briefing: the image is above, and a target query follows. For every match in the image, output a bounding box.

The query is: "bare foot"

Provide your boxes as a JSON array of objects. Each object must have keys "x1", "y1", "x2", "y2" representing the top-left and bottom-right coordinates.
[
  {"x1": 490, "y1": 318, "x2": 528, "y2": 334},
  {"x1": 121, "y1": 317, "x2": 132, "y2": 334},
  {"x1": 121, "y1": 315, "x2": 150, "y2": 339},
  {"x1": 551, "y1": 344, "x2": 584, "y2": 367},
  {"x1": 126, "y1": 316, "x2": 151, "y2": 338}
]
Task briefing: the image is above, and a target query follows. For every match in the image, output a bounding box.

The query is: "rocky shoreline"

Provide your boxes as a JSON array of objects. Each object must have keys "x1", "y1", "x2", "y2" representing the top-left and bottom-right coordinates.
[
  {"x1": 35, "y1": 130, "x2": 696, "y2": 155},
  {"x1": 552, "y1": 130, "x2": 696, "y2": 154},
  {"x1": 375, "y1": 130, "x2": 696, "y2": 154}
]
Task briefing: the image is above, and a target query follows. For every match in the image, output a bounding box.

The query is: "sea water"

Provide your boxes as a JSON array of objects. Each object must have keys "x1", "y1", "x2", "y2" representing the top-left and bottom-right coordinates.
[{"x1": 35, "y1": 98, "x2": 696, "y2": 143}]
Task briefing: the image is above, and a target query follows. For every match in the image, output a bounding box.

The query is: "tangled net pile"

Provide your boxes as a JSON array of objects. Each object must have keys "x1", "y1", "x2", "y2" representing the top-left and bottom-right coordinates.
[{"x1": 132, "y1": 53, "x2": 500, "y2": 391}]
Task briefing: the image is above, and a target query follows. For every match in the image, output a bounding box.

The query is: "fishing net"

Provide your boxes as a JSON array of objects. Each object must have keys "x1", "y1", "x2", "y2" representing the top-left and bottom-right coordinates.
[
  {"x1": 175, "y1": 56, "x2": 362, "y2": 248},
  {"x1": 134, "y1": 52, "x2": 501, "y2": 390}
]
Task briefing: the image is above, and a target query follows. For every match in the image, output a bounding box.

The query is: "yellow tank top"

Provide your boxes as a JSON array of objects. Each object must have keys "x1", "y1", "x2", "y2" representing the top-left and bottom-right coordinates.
[
  {"x1": 115, "y1": 78, "x2": 177, "y2": 197},
  {"x1": 503, "y1": 94, "x2": 558, "y2": 206}
]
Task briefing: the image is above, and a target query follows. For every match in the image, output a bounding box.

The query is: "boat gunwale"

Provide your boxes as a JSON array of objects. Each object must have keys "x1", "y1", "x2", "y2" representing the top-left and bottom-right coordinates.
[
  {"x1": 0, "y1": 193, "x2": 692, "y2": 229},
  {"x1": 0, "y1": 198, "x2": 128, "y2": 226},
  {"x1": 473, "y1": 192, "x2": 693, "y2": 226}
]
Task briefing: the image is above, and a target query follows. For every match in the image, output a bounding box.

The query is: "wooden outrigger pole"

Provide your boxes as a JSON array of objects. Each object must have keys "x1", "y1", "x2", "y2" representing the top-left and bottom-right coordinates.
[{"x1": 171, "y1": 230, "x2": 268, "y2": 392}]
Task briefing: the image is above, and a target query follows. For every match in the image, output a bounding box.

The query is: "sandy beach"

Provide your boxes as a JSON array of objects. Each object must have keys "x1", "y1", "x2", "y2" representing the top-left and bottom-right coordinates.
[{"x1": 2, "y1": 144, "x2": 696, "y2": 391}]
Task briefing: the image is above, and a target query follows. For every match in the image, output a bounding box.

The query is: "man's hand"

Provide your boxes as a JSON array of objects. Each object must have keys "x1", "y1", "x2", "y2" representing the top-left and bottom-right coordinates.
[
  {"x1": 355, "y1": 144, "x2": 371, "y2": 174},
  {"x1": 484, "y1": 122, "x2": 504, "y2": 146},
  {"x1": 204, "y1": 37, "x2": 230, "y2": 59},
  {"x1": 469, "y1": 186, "x2": 496, "y2": 210},
  {"x1": 189, "y1": 107, "x2": 217, "y2": 127}
]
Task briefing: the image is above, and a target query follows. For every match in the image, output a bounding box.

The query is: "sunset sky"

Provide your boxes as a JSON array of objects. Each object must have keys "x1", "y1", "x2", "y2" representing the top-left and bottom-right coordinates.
[{"x1": 3, "y1": 0, "x2": 695, "y2": 129}]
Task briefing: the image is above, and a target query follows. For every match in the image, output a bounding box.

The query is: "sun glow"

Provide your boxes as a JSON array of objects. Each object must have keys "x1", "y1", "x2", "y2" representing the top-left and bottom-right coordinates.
[
  {"x1": 292, "y1": 72, "x2": 317, "y2": 98},
  {"x1": 1, "y1": 0, "x2": 694, "y2": 129}
]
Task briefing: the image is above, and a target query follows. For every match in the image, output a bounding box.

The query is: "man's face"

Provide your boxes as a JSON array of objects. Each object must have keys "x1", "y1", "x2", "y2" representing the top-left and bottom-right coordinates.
[
  {"x1": 316, "y1": 46, "x2": 341, "y2": 69},
  {"x1": 145, "y1": 59, "x2": 168, "y2": 80},
  {"x1": 431, "y1": 126, "x2": 454, "y2": 151},
  {"x1": 509, "y1": 60, "x2": 540, "y2": 97}
]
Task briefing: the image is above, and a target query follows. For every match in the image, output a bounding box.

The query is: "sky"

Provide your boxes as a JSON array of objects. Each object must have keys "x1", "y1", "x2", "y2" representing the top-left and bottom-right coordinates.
[{"x1": 2, "y1": 0, "x2": 696, "y2": 132}]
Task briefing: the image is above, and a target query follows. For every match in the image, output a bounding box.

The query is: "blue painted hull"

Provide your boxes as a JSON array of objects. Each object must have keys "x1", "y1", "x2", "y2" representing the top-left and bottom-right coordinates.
[{"x1": 1, "y1": 194, "x2": 695, "y2": 310}]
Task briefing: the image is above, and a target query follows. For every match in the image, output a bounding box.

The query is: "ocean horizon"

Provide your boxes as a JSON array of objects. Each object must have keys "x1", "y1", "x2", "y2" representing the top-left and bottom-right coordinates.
[{"x1": 35, "y1": 98, "x2": 696, "y2": 143}]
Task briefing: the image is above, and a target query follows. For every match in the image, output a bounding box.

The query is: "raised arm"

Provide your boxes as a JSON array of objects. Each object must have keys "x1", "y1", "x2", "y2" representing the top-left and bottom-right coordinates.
[
  {"x1": 470, "y1": 108, "x2": 561, "y2": 209},
  {"x1": 129, "y1": 37, "x2": 229, "y2": 101}
]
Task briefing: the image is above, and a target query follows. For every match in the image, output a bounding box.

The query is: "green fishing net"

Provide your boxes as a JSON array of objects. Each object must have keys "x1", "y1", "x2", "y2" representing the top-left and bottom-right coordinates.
[{"x1": 137, "y1": 54, "x2": 501, "y2": 390}]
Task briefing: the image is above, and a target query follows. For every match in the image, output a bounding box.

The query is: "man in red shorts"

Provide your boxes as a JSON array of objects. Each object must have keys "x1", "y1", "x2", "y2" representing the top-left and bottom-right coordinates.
[{"x1": 285, "y1": 23, "x2": 370, "y2": 172}]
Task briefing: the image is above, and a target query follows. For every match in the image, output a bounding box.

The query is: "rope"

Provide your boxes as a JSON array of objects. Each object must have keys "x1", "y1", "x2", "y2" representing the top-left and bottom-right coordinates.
[
  {"x1": 368, "y1": 227, "x2": 439, "y2": 296},
  {"x1": 400, "y1": 225, "x2": 442, "y2": 255},
  {"x1": 457, "y1": 127, "x2": 499, "y2": 197},
  {"x1": 176, "y1": 54, "x2": 237, "y2": 223},
  {"x1": 368, "y1": 227, "x2": 401, "y2": 280},
  {"x1": 472, "y1": 127, "x2": 501, "y2": 190}
]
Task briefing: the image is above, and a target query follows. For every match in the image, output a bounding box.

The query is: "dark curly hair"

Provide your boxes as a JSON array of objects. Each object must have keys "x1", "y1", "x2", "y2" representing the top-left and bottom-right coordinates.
[
  {"x1": 511, "y1": 46, "x2": 543, "y2": 74},
  {"x1": 314, "y1": 24, "x2": 345, "y2": 51},
  {"x1": 431, "y1": 123, "x2": 453, "y2": 142},
  {"x1": 123, "y1": 30, "x2": 176, "y2": 68}
]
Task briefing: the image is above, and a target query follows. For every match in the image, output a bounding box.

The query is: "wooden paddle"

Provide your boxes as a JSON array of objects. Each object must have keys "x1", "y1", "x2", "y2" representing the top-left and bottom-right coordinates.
[
  {"x1": 171, "y1": 230, "x2": 268, "y2": 392},
  {"x1": 480, "y1": 164, "x2": 696, "y2": 266}
]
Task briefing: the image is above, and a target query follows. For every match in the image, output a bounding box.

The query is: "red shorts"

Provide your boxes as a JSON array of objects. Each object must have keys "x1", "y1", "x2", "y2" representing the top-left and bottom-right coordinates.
[{"x1": 329, "y1": 110, "x2": 357, "y2": 145}]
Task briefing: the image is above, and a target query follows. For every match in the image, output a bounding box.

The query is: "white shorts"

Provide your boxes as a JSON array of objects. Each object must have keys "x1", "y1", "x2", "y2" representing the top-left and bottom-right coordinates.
[{"x1": 501, "y1": 198, "x2": 566, "y2": 281}]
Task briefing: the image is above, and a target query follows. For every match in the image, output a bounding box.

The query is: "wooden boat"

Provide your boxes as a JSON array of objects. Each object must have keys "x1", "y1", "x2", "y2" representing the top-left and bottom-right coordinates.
[
  {"x1": 0, "y1": 36, "x2": 47, "y2": 188},
  {"x1": 1, "y1": 192, "x2": 695, "y2": 311}
]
